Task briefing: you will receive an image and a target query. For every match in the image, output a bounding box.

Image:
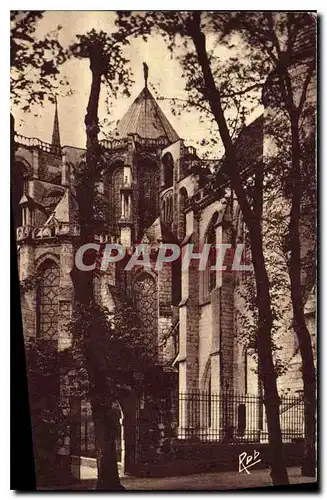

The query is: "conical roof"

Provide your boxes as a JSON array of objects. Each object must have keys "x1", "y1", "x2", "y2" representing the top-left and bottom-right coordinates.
[{"x1": 114, "y1": 87, "x2": 179, "y2": 143}]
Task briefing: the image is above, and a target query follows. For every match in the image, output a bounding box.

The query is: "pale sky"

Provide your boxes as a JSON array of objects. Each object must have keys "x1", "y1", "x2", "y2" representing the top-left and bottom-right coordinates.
[{"x1": 12, "y1": 11, "x2": 263, "y2": 157}]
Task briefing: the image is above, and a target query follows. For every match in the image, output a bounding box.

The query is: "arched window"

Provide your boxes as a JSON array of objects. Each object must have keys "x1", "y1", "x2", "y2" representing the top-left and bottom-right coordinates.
[
  {"x1": 208, "y1": 223, "x2": 217, "y2": 293},
  {"x1": 138, "y1": 160, "x2": 159, "y2": 235},
  {"x1": 201, "y1": 213, "x2": 218, "y2": 302},
  {"x1": 133, "y1": 273, "x2": 158, "y2": 346},
  {"x1": 37, "y1": 260, "x2": 60, "y2": 340},
  {"x1": 162, "y1": 153, "x2": 174, "y2": 189},
  {"x1": 162, "y1": 193, "x2": 173, "y2": 226}
]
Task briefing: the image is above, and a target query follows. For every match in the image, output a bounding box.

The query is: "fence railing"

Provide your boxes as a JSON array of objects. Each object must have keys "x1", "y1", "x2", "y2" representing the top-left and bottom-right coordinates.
[
  {"x1": 176, "y1": 392, "x2": 304, "y2": 443},
  {"x1": 70, "y1": 392, "x2": 305, "y2": 459},
  {"x1": 14, "y1": 133, "x2": 62, "y2": 155}
]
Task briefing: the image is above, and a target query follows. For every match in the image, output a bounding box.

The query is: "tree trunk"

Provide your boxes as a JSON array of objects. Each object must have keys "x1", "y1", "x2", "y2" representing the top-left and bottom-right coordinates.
[
  {"x1": 189, "y1": 13, "x2": 289, "y2": 485},
  {"x1": 90, "y1": 395, "x2": 125, "y2": 490},
  {"x1": 288, "y1": 117, "x2": 316, "y2": 477},
  {"x1": 70, "y1": 60, "x2": 124, "y2": 490},
  {"x1": 250, "y1": 226, "x2": 289, "y2": 485}
]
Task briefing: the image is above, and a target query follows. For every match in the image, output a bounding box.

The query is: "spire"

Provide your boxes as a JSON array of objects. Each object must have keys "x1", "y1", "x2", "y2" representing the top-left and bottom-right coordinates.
[
  {"x1": 143, "y1": 62, "x2": 149, "y2": 89},
  {"x1": 51, "y1": 97, "x2": 61, "y2": 147}
]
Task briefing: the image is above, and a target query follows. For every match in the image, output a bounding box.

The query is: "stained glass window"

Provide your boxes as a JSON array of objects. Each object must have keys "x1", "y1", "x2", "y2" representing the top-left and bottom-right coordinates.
[
  {"x1": 134, "y1": 274, "x2": 157, "y2": 344},
  {"x1": 138, "y1": 161, "x2": 159, "y2": 235},
  {"x1": 37, "y1": 261, "x2": 60, "y2": 340}
]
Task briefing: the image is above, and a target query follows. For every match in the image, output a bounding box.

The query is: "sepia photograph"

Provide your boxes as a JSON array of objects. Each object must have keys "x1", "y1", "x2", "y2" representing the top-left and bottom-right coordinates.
[{"x1": 10, "y1": 10, "x2": 317, "y2": 491}]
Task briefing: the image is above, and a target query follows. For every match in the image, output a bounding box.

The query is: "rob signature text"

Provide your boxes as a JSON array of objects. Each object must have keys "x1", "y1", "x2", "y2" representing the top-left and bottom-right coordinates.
[{"x1": 238, "y1": 450, "x2": 261, "y2": 474}]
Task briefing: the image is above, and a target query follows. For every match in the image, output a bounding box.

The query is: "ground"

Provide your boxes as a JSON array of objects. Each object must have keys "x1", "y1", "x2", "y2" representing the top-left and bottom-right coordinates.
[
  {"x1": 40, "y1": 467, "x2": 317, "y2": 491},
  {"x1": 120, "y1": 467, "x2": 317, "y2": 491}
]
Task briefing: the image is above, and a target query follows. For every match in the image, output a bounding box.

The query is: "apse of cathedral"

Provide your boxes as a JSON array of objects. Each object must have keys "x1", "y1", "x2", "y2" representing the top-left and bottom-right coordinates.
[
  {"x1": 13, "y1": 66, "x2": 316, "y2": 475},
  {"x1": 13, "y1": 68, "x2": 315, "y2": 386},
  {"x1": 14, "y1": 77, "x2": 189, "y2": 361},
  {"x1": 10, "y1": 10, "x2": 317, "y2": 487}
]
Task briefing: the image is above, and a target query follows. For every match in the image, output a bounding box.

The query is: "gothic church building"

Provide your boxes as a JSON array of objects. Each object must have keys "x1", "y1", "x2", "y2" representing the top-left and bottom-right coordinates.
[{"x1": 13, "y1": 74, "x2": 315, "y2": 474}]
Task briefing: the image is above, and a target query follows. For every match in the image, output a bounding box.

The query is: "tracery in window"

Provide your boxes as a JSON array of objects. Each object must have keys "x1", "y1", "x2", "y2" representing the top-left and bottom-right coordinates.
[
  {"x1": 138, "y1": 160, "x2": 159, "y2": 235},
  {"x1": 37, "y1": 260, "x2": 60, "y2": 340},
  {"x1": 134, "y1": 273, "x2": 157, "y2": 344}
]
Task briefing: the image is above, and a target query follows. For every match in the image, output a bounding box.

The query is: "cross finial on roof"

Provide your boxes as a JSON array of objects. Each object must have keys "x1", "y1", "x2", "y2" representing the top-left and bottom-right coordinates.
[{"x1": 143, "y1": 62, "x2": 149, "y2": 88}]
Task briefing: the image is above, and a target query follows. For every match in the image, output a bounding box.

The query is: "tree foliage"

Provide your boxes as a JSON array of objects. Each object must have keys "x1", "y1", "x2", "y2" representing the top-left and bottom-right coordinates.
[
  {"x1": 24, "y1": 340, "x2": 69, "y2": 485},
  {"x1": 68, "y1": 297, "x2": 157, "y2": 401},
  {"x1": 115, "y1": 10, "x2": 316, "y2": 484},
  {"x1": 11, "y1": 11, "x2": 68, "y2": 111},
  {"x1": 67, "y1": 27, "x2": 158, "y2": 489}
]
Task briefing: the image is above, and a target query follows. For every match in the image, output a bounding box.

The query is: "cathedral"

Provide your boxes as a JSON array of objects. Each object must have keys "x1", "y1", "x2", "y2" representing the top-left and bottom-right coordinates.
[{"x1": 13, "y1": 70, "x2": 315, "y2": 477}]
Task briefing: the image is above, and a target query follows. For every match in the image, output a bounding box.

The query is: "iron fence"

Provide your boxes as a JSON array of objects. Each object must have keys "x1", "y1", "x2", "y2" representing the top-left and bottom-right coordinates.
[
  {"x1": 176, "y1": 391, "x2": 304, "y2": 443},
  {"x1": 71, "y1": 392, "x2": 305, "y2": 459}
]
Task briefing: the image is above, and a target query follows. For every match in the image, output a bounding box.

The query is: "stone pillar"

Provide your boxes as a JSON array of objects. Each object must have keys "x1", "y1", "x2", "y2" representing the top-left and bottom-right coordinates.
[
  {"x1": 123, "y1": 165, "x2": 132, "y2": 186},
  {"x1": 58, "y1": 242, "x2": 74, "y2": 351},
  {"x1": 121, "y1": 193, "x2": 125, "y2": 217},
  {"x1": 19, "y1": 244, "x2": 35, "y2": 281},
  {"x1": 219, "y1": 220, "x2": 235, "y2": 439},
  {"x1": 19, "y1": 244, "x2": 36, "y2": 340},
  {"x1": 120, "y1": 143, "x2": 133, "y2": 246},
  {"x1": 57, "y1": 242, "x2": 75, "y2": 475},
  {"x1": 184, "y1": 212, "x2": 200, "y2": 389},
  {"x1": 171, "y1": 153, "x2": 178, "y2": 236},
  {"x1": 128, "y1": 194, "x2": 131, "y2": 217},
  {"x1": 70, "y1": 163, "x2": 75, "y2": 187},
  {"x1": 210, "y1": 288, "x2": 221, "y2": 433},
  {"x1": 178, "y1": 212, "x2": 200, "y2": 438},
  {"x1": 32, "y1": 149, "x2": 39, "y2": 178},
  {"x1": 220, "y1": 221, "x2": 235, "y2": 393}
]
